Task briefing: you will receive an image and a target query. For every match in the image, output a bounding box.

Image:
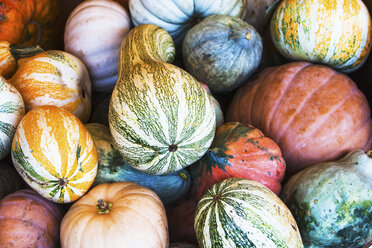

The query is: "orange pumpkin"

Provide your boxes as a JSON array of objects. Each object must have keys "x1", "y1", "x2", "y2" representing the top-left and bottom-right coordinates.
[
  {"x1": 0, "y1": 0, "x2": 63, "y2": 50},
  {"x1": 9, "y1": 50, "x2": 92, "y2": 123},
  {"x1": 61, "y1": 182, "x2": 169, "y2": 248},
  {"x1": 227, "y1": 62, "x2": 372, "y2": 174},
  {"x1": 11, "y1": 105, "x2": 98, "y2": 203}
]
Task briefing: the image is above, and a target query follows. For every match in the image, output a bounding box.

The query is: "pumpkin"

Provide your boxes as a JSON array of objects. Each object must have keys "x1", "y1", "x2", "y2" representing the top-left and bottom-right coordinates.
[
  {"x1": 0, "y1": 41, "x2": 43, "y2": 79},
  {"x1": 0, "y1": 77, "x2": 25, "y2": 160},
  {"x1": 194, "y1": 178, "x2": 303, "y2": 248},
  {"x1": 281, "y1": 150, "x2": 372, "y2": 248},
  {"x1": 0, "y1": 189, "x2": 63, "y2": 247},
  {"x1": 189, "y1": 122, "x2": 285, "y2": 199},
  {"x1": 60, "y1": 182, "x2": 169, "y2": 248},
  {"x1": 227, "y1": 62, "x2": 372, "y2": 174},
  {"x1": 0, "y1": 0, "x2": 63, "y2": 50},
  {"x1": 11, "y1": 105, "x2": 98, "y2": 203},
  {"x1": 200, "y1": 82, "x2": 224, "y2": 128},
  {"x1": 245, "y1": 0, "x2": 279, "y2": 33},
  {"x1": 86, "y1": 123, "x2": 191, "y2": 205},
  {"x1": 129, "y1": 0, "x2": 247, "y2": 45},
  {"x1": 270, "y1": 0, "x2": 372, "y2": 73},
  {"x1": 0, "y1": 163, "x2": 24, "y2": 199},
  {"x1": 183, "y1": 15, "x2": 262, "y2": 93},
  {"x1": 9, "y1": 50, "x2": 92, "y2": 123},
  {"x1": 109, "y1": 24, "x2": 216, "y2": 175},
  {"x1": 64, "y1": 0, "x2": 131, "y2": 93}
]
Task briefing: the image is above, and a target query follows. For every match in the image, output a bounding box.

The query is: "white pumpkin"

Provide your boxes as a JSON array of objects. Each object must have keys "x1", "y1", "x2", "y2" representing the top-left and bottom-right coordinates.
[{"x1": 64, "y1": 0, "x2": 131, "y2": 93}]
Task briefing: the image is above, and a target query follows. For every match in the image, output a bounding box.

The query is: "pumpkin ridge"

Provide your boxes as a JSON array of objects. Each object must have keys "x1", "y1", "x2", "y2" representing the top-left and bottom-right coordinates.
[{"x1": 275, "y1": 67, "x2": 337, "y2": 144}]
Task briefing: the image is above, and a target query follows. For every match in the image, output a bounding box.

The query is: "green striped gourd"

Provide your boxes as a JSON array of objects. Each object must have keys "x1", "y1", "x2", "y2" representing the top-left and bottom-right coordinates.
[
  {"x1": 109, "y1": 24, "x2": 216, "y2": 175},
  {"x1": 0, "y1": 77, "x2": 25, "y2": 160},
  {"x1": 194, "y1": 178, "x2": 304, "y2": 248}
]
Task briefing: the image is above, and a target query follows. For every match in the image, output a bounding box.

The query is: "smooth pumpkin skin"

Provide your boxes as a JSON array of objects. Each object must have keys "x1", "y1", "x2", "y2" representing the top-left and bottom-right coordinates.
[
  {"x1": 0, "y1": 163, "x2": 24, "y2": 200},
  {"x1": 64, "y1": 0, "x2": 131, "y2": 93},
  {"x1": 281, "y1": 150, "x2": 372, "y2": 248},
  {"x1": 85, "y1": 123, "x2": 191, "y2": 205},
  {"x1": 109, "y1": 24, "x2": 216, "y2": 175},
  {"x1": 9, "y1": 50, "x2": 92, "y2": 123},
  {"x1": 183, "y1": 15, "x2": 263, "y2": 93},
  {"x1": 60, "y1": 182, "x2": 169, "y2": 248},
  {"x1": 129, "y1": 0, "x2": 247, "y2": 45},
  {"x1": 194, "y1": 178, "x2": 303, "y2": 248},
  {"x1": 0, "y1": 189, "x2": 63, "y2": 248},
  {"x1": 270, "y1": 0, "x2": 372, "y2": 73},
  {"x1": 11, "y1": 105, "x2": 98, "y2": 203},
  {"x1": 0, "y1": 0, "x2": 63, "y2": 50},
  {"x1": 227, "y1": 62, "x2": 372, "y2": 174},
  {"x1": 189, "y1": 122, "x2": 286, "y2": 199},
  {"x1": 0, "y1": 77, "x2": 25, "y2": 160}
]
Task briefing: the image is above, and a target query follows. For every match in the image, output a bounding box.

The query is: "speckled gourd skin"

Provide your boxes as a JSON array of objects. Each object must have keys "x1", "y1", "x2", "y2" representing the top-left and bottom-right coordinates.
[
  {"x1": 281, "y1": 150, "x2": 372, "y2": 248},
  {"x1": 183, "y1": 15, "x2": 263, "y2": 93},
  {"x1": 109, "y1": 24, "x2": 216, "y2": 175}
]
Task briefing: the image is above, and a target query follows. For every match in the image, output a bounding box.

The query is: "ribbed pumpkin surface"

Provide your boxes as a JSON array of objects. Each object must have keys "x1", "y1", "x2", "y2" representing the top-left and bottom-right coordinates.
[
  {"x1": 0, "y1": 77, "x2": 25, "y2": 160},
  {"x1": 270, "y1": 0, "x2": 372, "y2": 73},
  {"x1": 11, "y1": 105, "x2": 98, "y2": 203},
  {"x1": 194, "y1": 178, "x2": 303, "y2": 248},
  {"x1": 227, "y1": 62, "x2": 372, "y2": 174},
  {"x1": 109, "y1": 24, "x2": 216, "y2": 175},
  {"x1": 9, "y1": 50, "x2": 92, "y2": 123}
]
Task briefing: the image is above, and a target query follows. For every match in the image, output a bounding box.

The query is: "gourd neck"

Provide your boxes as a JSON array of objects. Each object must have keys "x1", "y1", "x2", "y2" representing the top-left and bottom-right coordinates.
[{"x1": 96, "y1": 199, "x2": 113, "y2": 214}]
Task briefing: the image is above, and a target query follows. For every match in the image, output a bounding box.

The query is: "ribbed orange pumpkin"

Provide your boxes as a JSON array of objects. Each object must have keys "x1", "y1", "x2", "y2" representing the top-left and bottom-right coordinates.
[
  {"x1": 9, "y1": 50, "x2": 92, "y2": 123},
  {"x1": 11, "y1": 105, "x2": 98, "y2": 203},
  {"x1": 0, "y1": 0, "x2": 63, "y2": 50},
  {"x1": 227, "y1": 62, "x2": 372, "y2": 174}
]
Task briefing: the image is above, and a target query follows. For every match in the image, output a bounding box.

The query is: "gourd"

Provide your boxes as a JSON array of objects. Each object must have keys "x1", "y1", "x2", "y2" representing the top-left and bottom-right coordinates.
[
  {"x1": 194, "y1": 178, "x2": 303, "y2": 248},
  {"x1": 0, "y1": 163, "x2": 24, "y2": 199},
  {"x1": 0, "y1": 189, "x2": 63, "y2": 248},
  {"x1": 9, "y1": 50, "x2": 92, "y2": 123},
  {"x1": 0, "y1": 77, "x2": 25, "y2": 160},
  {"x1": 109, "y1": 24, "x2": 216, "y2": 175},
  {"x1": 85, "y1": 123, "x2": 191, "y2": 205},
  {"x1": 11, "y1": 105, "x2": 98, "y2": 203},
  {"x1": 129, "y1": 0, "x2": 247, "y2": 45},
  {"x1": 64, "y1": 0, "x2": 131, "y2": 93},
  {"x1": 281, "y1": 150, "x2": 372, "y2": 248},
  {"x1": 183, "y1": 15, "x2": 263, "y2": 93},
  {"x1": 189, "y1": 122, "x2": 286, "y2": 199},
  {"x1": 270, "y1": 0, "x2": 372, "y2": 73},
  {"x1": 0, "y1": 0, "x2": 63, "y2": 50},
  {"x1": 227, "y1": 62, "x2": 372, "y2": 174},
  {"x1": 60, "y1": 182, "x2": 169, "y2": 248}
]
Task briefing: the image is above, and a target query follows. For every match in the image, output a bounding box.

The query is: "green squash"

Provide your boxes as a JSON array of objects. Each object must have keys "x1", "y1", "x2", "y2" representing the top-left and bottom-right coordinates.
[
  {"x1": 85, "y1": 123, "x2": 191, "y2": 205},
  {"x1": 109, "y1": 24, "x2": 216, "y2": 175},
  {"x1": 183, "y1": 15, "x2": 263, "y2": 93},
  {"x1": 281, "y1": 150, "x2": 372, "y2": 248},
  {"x1": 195, "y1": 178, "x2": 303, "y2": 248}
]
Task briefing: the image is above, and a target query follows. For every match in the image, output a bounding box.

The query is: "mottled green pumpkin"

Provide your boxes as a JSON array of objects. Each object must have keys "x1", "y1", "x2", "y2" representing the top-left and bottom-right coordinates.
[{"x1": 281, "y1": 150, "x2": 372, "y2": 248}]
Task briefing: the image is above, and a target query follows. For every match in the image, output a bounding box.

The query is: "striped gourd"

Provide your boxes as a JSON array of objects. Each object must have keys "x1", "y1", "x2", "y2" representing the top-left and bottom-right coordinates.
[
  {"x1": 9, "y1": 50, "x2": 92, "y2": 123},
  {"x1": 109, "y1": 24, "x2": 216, "y2": 175},
  {"x1": 0, "y1": 77, "x2": 25, "y2": 160},
  {"x1": 270, "y1": 0, "x2": 371, "y2": 73},
  {"x1": 194, "y1": 178, "x2": 304, "y2": 248},
  {"x1": 11, "y1": 105, "x2": 98, "y2": 203}
]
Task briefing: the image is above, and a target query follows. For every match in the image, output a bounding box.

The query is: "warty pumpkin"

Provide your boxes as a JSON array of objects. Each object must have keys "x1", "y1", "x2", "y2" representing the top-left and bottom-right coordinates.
[
  {"x1": 60, "y1": 182, "x2": 169, "y2": 248},
  {"x1": 109, "y1": 24, "x2": 216, "y2": 175},
  {"x1": 64, "y1": 0, "x2": 131, "y2": 93},
  {"x1": 9, "y1": 50, "x2": 92, "y2": 123},
  {"x1": 227, "y1": 62, "x2": 372, "y2": 174},
  {"x1": 11, "y1": 105, "x2": 98, "y2": 203}
]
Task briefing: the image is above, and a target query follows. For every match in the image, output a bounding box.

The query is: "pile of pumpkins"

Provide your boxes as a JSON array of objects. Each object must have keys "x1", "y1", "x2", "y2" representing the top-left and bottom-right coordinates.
[{"x1": 0, "y1": 0, "x2": 371, "y2": 247}]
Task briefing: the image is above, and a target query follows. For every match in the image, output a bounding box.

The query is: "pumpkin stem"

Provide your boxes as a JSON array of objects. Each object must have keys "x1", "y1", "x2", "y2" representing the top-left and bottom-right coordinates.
[
  {"x1": 10, "y1": 45, "x2": 44, "y2": 59},
  {"x1": 178, "y1": 171, "x2": 188, "y2": 181},
  {"x1": 58, "y1": 177, "x2": 68, "y2": 187},
  {"x1": 29, "y1": 20, "x2": 42, "y2": 46},
  {"x1": 245, "y1": 32, "x2": 252, "y2": 40},
  {"x1": 97, "y1": 199, "x2": 113, "y2": 214},
  {"x1": 168, "y1": 144, "x2": 178, "y2": 152},
  {"x1": 366, "y1": 150, "x2": 372, "y2": 158}
]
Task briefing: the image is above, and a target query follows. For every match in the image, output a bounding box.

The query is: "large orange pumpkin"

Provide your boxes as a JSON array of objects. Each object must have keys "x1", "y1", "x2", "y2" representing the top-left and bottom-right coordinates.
[
  {"x1": 0, "y1": 0, "x2": 63, "y2": 50},
  {"x1": 61, "y1": 182, "x2": 169, "y2": 248},
  {"x1": 227, "y1": 62, "x2": 372, "y2": 174}
]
